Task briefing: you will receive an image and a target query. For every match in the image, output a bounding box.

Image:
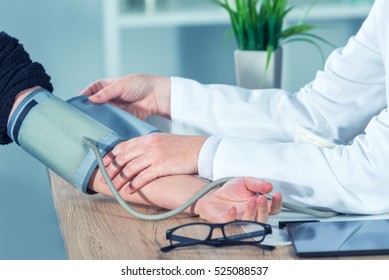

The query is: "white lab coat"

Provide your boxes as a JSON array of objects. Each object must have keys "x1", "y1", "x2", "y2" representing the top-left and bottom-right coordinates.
[{"x1": 170, "y1": 0, "x2": 389, "y2": 215}]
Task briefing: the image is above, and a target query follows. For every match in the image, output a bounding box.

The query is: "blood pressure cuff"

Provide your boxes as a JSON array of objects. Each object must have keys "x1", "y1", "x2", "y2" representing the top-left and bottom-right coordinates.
[
  {"x1": 67, "y1": 95, "x2": 159, "y2": 139},
  {"x1": 7, "y1": 88, "x2": 158, "y2": 194}
]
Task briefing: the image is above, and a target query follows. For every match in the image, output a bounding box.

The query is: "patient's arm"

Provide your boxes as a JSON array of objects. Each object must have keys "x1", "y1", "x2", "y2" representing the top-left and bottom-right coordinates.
[
  {"x1": 9, "y1": 90, "x2": 281, "y2": 223},
  {"x1": 1, "y1": 32, "x2": 281, "y2": 223},
  {"x1": 88, "y1": 169, "x2": 282, "y2": 223},
  {"x1": 1, "y1": 32, "x2": 53, "y2": 145},
  {"x1": 89, "y1": 170, "x2": 207, "y2": 215}
]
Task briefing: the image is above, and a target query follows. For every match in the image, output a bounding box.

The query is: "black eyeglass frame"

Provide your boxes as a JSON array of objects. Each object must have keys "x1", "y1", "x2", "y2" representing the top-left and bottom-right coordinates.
[{"x1": 161, "y1": 220, "x2": 274, "y2": 253}]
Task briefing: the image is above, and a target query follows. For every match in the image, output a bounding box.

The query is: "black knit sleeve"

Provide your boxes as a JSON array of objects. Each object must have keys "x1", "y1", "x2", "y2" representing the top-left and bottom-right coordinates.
[{"x1": 0, "y1": 31, "x2": 53, "y2": 144}]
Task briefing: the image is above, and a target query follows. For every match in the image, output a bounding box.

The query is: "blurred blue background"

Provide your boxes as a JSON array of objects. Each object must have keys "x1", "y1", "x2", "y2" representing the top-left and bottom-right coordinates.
[{"x1": 0, "y1": 0, "x2": 372, "y2": 259}]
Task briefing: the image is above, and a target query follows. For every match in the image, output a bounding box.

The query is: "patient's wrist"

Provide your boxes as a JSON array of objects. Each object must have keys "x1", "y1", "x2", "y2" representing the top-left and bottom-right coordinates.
[
  {"x1": 8, "y1": 86, "x2": 41, "y2": 125},
  {"x1": 192, "y1": 188, "x2": 217, "y2": 217}
]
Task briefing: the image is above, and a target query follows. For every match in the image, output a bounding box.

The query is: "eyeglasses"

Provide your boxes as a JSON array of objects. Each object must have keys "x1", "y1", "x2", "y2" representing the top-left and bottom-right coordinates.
[{"x1": 160, "y1": 221, "x2": 275, "y2": 252}]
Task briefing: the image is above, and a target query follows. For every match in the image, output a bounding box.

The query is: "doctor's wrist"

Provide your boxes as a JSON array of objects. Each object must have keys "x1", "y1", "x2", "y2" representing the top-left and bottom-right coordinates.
[
  {"x1": 152, "y1": 76, "x2": 171, "y2": 119},
  {"x1": 198, "y1": 136, "x2": 222, "y2": 180}
]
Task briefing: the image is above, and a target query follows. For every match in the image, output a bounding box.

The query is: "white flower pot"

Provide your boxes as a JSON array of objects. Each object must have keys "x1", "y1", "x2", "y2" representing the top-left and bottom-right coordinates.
[{"x1": 234, "y1": 48, "x2": 283, "y2": 89}]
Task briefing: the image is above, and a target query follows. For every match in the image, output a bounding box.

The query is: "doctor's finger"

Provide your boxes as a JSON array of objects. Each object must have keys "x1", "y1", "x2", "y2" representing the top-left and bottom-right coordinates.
[
  {"x1": 111, "y1": 141, "x2": 145, "y2": 166},
  {"x1": 102, "y1": 152, "x2": 136, "y2": 184},
  {"x1": 112, "y1": 158, "x2": 151, "y2": 191},
  {"x1": 100, "y1": 160, "x2": 122, "y2": 184},
  {"x1": 109, "y1": 137, "x2": 143, "y2": 157},
  {"x1": 129, "y1": 167, "x2": 165, "y2": 193},
  {"x1": 111, "y1": 170, "x2": 133, "y2": 191},
  {"x1": 102, "y1": 151, "x2": 116, "y2": 166},
  {"x1": 102, "y1": 139, "x2": 140, "y2": 166},
  {"x1": 80, "y1": 79, "x2": 113, "y2": 96},
  {"x1": 88, "y1": 85, "x2": 122, "y2": 104},
  {"x1": 101, "y1": 150, "x2": 145, "y2": 182},
  {"x1": 103, "y1": 152, "x2": 144, "y2": 182}
]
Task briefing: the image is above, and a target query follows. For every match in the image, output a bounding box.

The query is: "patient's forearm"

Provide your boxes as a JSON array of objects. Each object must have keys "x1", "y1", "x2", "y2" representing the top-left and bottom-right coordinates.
[
  {"x1": 88, "y1": 169, "x2": 207, "y2": 215},
  {"x1": 0, "y1": 31, "x2": 53, "y2": 145},
  {"x1": 8, "y1": 86, "x2": 41, "y2": 124}
]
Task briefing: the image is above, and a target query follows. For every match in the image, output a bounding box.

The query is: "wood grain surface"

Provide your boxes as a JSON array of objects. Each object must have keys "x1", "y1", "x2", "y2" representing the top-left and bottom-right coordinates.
[{"x1": 48, "y1": 170, "x2": 389, "y2": 260}]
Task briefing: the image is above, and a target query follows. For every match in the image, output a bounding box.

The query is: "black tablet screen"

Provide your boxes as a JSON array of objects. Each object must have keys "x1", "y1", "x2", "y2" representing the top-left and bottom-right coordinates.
[{"x1": 286, "y1": 219, "x2": 389, "y2": 257}]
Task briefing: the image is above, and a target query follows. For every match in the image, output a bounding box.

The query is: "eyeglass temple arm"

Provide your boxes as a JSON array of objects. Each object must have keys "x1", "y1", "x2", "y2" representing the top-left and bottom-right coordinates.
[
  {"x1": 162, "y1": 240, "x2": 276, "y2": 252},
  {"x1": 160, "y1": 239, "x2": 275, "y2": 253},
  {"x1": 169, "y1": 235, "x2": 203, "y2": 243},
  {"x1": 169, "y1": 229, "x2": 266, "y2": 245},
  {"x1": 220, "y1": 230, "x2": 266, "y2": 242}
]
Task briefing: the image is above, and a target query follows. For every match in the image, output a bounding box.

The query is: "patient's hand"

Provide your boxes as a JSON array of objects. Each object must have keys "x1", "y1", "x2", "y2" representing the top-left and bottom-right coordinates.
[
  {"x1": 89, "y1": 169, "x2": 281, "y2": 223},
  {"x1": 195, "y1": 177, "x2": 282, "y2": 223}
]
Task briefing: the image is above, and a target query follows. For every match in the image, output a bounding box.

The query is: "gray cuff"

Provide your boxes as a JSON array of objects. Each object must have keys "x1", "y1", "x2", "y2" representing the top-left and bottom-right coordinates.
[{"x1": 198, "y1": 135, "x2": 222, "y2": 180}]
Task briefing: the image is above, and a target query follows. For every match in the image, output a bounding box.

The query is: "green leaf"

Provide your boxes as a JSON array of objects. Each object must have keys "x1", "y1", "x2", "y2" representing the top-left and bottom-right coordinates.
[
  {"x1": 283, "y1": 37, "x2": 326, "y2": 64},
  {"x1": 298, "y1": 0, "x2": 319, "y2": 25},
  {"x1": 281, "y1": 24, "x2": 315, "y2": 39},
  {"x1": 260, "y1": 45, "x2": 275, "y2": 88},
  {"x1": 297, "y1": 32, "x2": 338, "y2": 49},
  {"x1": 210, "y1": 0, "x2": 335, "y2": 78}
]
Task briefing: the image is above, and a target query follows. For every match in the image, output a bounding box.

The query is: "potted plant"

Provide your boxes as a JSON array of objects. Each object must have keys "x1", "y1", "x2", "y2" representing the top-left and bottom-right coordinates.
[{"x1": 212, "y1": 0, "x2": 333, "y2": 89}]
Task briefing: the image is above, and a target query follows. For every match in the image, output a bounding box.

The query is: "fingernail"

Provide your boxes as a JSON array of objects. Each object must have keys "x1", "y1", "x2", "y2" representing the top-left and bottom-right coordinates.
[{"x1": 89, "y1": 94, "x2": 97, "y2": 100}]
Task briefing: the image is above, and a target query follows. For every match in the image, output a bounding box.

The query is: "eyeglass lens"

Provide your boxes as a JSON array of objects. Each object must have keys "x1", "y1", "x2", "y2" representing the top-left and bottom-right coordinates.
[
  {"x1": 223, "y1": 222, "x2": 266, "y2": 243},
  {"x1": 170, "y1": 222, "x2": 267, "y2": 246},
  {"x1": 170, "y1": 224, "x2": 212, "y2": 245}
]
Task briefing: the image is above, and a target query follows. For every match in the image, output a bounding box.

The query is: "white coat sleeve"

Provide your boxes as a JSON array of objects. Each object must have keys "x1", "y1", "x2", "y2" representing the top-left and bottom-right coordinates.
[
  {"x1": 171, "y1": 0, "x2": 389, "y2": 214},
  {"x1": 171, "y1": 1, "x2": 386, "y2": 144}
]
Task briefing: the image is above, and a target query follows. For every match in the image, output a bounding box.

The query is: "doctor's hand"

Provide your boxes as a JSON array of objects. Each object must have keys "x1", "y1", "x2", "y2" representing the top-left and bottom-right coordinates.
[
  {"x1": 80, "y1": 74, "x2": 171, "y2": 120},
  {"x1": 195, "y1": 177, "x2": 282, "y2": 223},
  {"x1": 102, "y1": 133, "x2": 207, "y2": 193}
]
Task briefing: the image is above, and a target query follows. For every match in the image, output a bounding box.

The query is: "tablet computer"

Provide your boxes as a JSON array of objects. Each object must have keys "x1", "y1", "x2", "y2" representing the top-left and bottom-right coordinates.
[{"x1": 286, "y1": 219, "x2": 389, "y2": 257}]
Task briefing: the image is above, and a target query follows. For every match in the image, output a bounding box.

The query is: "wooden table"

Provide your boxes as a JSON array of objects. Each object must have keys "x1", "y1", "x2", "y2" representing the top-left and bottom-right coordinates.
[{"x1": 48, "y1": 171, "x2": 389, "y2": 260}]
